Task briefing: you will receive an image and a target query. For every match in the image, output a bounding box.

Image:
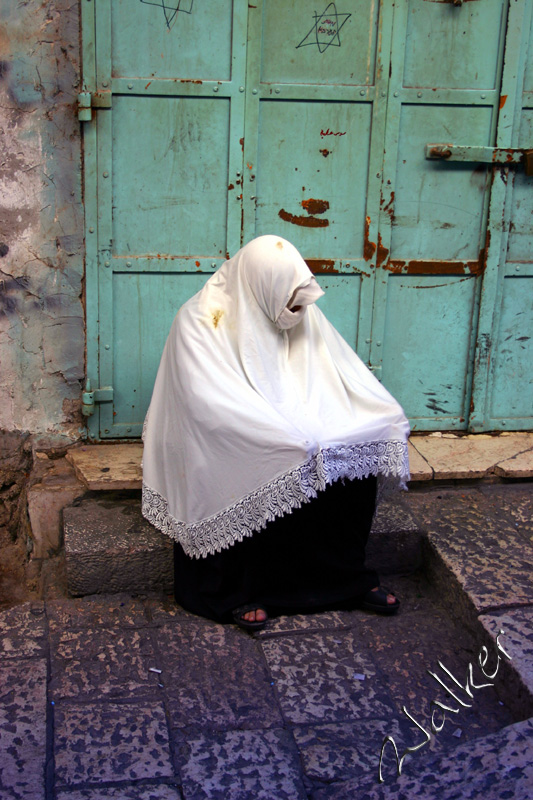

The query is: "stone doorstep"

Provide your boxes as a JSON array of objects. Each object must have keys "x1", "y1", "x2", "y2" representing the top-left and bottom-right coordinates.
[{"x1": 64, "y1": 436, "x2": 533, "y2": 491}]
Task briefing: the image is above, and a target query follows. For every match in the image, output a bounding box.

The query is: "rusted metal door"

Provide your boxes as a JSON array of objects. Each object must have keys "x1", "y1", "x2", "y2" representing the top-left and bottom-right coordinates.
[{"x1": 82, "y1": 0, "x2": 532, "y2": 438}]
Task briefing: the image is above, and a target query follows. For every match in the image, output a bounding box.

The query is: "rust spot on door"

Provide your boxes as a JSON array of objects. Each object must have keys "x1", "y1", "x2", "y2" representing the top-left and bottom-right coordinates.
[
  {"x1": 381, "y1": 192, "x2": 395, "y2": 217},
  {"x1": 499, "y1": 95, "x2": 508, "y2": 109},
  {"x1": 239, "y1": 137, "x2": 244, "y2": 151},
  {"x1": 279, "y1": 209, "x2": 329, "y2": 228},
  {"x1": 376, "y1": 234, "x2": 389, "y2": 268},
  {"x1": 305, "y1": 259, "x2": 338, "y2": 274},
  {"x1": 384, "y1": 255, "x2": 487, "y2": 276},
  {"x1": 180, "y1": 79, "x2": 203, "y2": 84},
  {"x1": 228, "y1": 183, "x2": 234, "y2": 190},
  {"x1": 319, "y1": 149, "x2": 331, "y2": 157},
  {"x1": 363, "y1": 216, "x2": 376, "y2": 261},
  {"x1": 301, "y1": 198, "x2": 330, "y2": 215},
  {"x1": 195, "y1": 260, "x2": 200, "y2": 267}
]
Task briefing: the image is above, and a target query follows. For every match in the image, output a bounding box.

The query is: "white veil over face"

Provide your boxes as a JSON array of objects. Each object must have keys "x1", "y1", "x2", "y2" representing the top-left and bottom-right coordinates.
[{"x1": 142, "y1": 234, "x2": 410, "y2": 558}]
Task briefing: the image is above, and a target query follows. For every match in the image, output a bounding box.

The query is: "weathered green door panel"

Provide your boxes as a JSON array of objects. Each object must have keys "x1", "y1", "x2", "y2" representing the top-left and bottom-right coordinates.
[
  {"x1": 255, "y1": 100, "x2": 373, "y2": 260},
  {"x1": 403, "y1": 0, "x2": 507, "y2": 90},
  {"x1": 111, "y1": 0, "x2": 233, "y2": 81},
  {"x1": 110, "y1": 271, "x2": 211, "y2": 437},
  {"x1": 260, "y1": 0, "x2": 379, "y2": 86},
  {"x1": 470, "y1": 0, "x2": 533, "y2": 431},
  {"x1": 391, "y1": 104, "x2": 493, "y2": 260},
  {"x1": 85, "y1": 0, "x2": 248, "y2": 438},
  {"x1": 112, "y1": 96, "x2": 232, "y2": 257},
  {"x1": 489, "y1": 277, "x2": 533, "y2": 423},
  {"x1": 381, "y1": 275, "x2": 478, "y2": 429},
  {"x1": 242, "y1": 0, "x2": 393, "y2": 357}
]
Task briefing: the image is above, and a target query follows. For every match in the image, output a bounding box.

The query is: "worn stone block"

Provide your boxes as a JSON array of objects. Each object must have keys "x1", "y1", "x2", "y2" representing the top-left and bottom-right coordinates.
[
  {"x1": 261, "y1": 632, "x2": 394, "y2": 725},
  {"x1": 54, "y1": 701, "x2": 173, "y2": 787},
  {"x1": 477, "y1": 608, "x2": 533, "y2": 720},
  {"x1": 409, "y1": 433, "x2": 533, "y2": 480},
  {"x1": 312, "y1": 718, "x2": 533, "y2": 800},
  {"x1": 56, "y1": 787, "x2": 181, "y2": 800},
  {"x1": 367, "y1": 496, "x2": 424, "y2": 575},
  {"x1": 28, "y1": 454, "x2": 85, "y2": 558},
  {"x1": 63, "y1": 497, "x2": 173, "y2": 596},
  {"x1": 66, "y1": 444, "x2": 143, "y2": 490},
  {"x1": 50, "y1": 626, "x2": 160, "y2": 701},
  {"x1": 0, "y1": 659, "x2": 47, "y2": 800},
  {"x1": 0, "y1": 602, "x2": 46, "y2": 659},
  {"x1": 159, "y1": 618, "x2": 283, "y2": 733},
  {"x1": 174, "y1": 728, "x2": 307, "y2": 800}
]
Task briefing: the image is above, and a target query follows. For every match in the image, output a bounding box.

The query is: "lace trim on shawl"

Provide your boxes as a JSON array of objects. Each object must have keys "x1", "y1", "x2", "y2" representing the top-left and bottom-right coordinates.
[{"x1": 142, "y1": 440, "x2": 409, "y2": 559}]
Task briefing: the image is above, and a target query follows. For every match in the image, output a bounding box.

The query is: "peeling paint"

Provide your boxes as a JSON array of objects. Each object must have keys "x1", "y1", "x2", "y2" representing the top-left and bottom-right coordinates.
[
  {"x1": 301, "y1": 198, "x2": 330, "y2": 215},
  {"x1": 278, "y1": 209, "x2": 329, "y2": 228},
  {"x1": 305, "y1": 259, "x2": 338, "y2": 274},
  {"x1": 364, "y1": 216, "x2": 376, "y2": 261}
]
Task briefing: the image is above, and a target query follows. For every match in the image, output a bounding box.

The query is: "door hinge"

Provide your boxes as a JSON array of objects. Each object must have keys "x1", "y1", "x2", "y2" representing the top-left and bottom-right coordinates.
[
  {"x1": 82, "y1": 379, "x2": 114, "y2": 417},
  {"x1": 77, "y1": 91, "x2": 112, "y2": 122}
]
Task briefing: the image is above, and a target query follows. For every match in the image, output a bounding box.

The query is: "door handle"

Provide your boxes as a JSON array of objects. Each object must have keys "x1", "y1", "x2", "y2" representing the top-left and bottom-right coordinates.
[{"x1": 425, "y1": 144, "x2": 533, "y2": 176}]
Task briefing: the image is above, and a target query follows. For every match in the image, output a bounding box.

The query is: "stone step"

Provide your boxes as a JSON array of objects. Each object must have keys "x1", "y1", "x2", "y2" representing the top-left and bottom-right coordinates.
[
  {"x1": 63, "y1": 494, "x2": 173, "y2": 597},
  {"x1": 311, "y1": 716, "x2": 533, "y2": 800},
  {"x1": 63, "y1": 494, "x2": 425, "y2": 598}
]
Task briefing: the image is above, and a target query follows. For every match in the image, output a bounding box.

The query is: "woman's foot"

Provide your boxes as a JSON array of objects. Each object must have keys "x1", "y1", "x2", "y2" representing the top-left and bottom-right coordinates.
[
  {"x1": 361, "y1": 586, "x2": 400, "y2": 615},
  {"x1": 232, "y1": 604, "x2": 268, "y2": 631}
]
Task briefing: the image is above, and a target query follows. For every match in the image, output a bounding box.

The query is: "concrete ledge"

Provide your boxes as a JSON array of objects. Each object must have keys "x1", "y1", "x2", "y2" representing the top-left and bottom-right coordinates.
[
  {"x1": 64, "y1": 496, "x2": 173, "y2": 596},
  {"x1": 66, "y1": 444, "x2": 143, "y2": 490}
]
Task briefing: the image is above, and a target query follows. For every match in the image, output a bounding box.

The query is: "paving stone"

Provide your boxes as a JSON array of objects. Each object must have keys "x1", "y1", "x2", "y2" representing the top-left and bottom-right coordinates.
[
  {"x1": 0, "y1": 603, "x2": 47, "y2": 659},
  {"x1": 367, "y1": 495, "x2": 424, "y2": 574},
  {"x1": 494, "y1": 451, "x2": 533, "y2": 478},
  {"x1": 350, "y1": 604, "x2": 515, "y2": 748},
  {"x1": 50, "y1": 626, "x2": 160, "y2": 700},
  {"x1": 406, "y1": 441, "x2": 433, "y2": 482},
  {"x1": 261, "y1": 632, "x2": 394, "y2": 725},
  {"x1": 409, "y1": 433, "x2": 533, "y2": 480},
  {"x1": 54, "y1": 701, "x2": 173, "y2": 786},
  {"x1": 47, "y1": 594, "x2": 153, "y2": 631},
  {"x1": 406, "y1": 488, "x2": 533, "y2": 616},
  {"x1": 0, "y1": 659, "x2": 47, "y2": 800},
  {"x1": 293, "y1": 718, "x2": 409, "y2": 782},
  {"x1": 159, "y1": 619, "x2": 283, "y2": 732},
  {"x1": 478, "y1": 483, "x2": 533, "y2": 546},
  {"x1": 174, "y1": 728, "x2": 307, "y2": 800},
  {"x1": 56, "y1": 786, "x2": 182, "y2": 800},
  {"x1": 311, "y1": 717, "x2": 533, "y2": 800},
  {"x1": 256, "y1": 610, "x2": 351, "y2": 638},
  {"x1": 477, "y1": 608, "x2": 533, "y2": 719},
  {"x1": 66, "y1": 443, "x2": 143, "y2": 490},
  {"x1": 64, "y1": 497, "x2": 173, "y2": 596}
]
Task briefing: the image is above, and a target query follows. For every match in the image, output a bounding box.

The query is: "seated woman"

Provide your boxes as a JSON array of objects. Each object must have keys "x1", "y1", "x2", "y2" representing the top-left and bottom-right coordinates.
[{"x1": 142, "y1": 235, "x2": 410, "y2": 631}]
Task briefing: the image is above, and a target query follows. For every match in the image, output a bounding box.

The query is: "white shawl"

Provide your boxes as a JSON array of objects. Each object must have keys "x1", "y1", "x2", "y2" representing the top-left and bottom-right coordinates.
[{"x1": 142, "y1": 235, "x2": 410, "y2": 558}]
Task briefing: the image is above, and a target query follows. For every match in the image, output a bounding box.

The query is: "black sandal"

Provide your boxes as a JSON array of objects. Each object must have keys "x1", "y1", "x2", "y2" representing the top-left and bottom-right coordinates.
[
  {"x1": 232, "y1": 604, "x2": 269, "y2": 631},
  {"x1": 361, "y1": 587, "x2": 400, "y2": 616}
]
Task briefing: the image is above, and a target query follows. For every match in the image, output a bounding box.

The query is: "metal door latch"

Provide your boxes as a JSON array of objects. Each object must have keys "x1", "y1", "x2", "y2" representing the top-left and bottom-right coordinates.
[{"x1": 425, "y1": 144, "x2": 533, "y2": 176}]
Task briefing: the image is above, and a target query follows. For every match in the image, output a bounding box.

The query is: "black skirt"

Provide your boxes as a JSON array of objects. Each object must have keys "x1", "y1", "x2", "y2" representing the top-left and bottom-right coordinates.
[{"x1": 173, "y1": 475, "x2": 379, "y2": 623}]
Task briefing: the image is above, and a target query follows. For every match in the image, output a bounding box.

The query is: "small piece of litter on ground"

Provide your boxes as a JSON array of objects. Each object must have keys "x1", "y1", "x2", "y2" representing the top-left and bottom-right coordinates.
[
  {"x1": 353, "y1": 673, "x2": 366, "y2": 681},
  {"x1": 149, "y1": 668, "x2": 162, "y2": 674},
  {"x1": 452, "y1": 729, "x2": 462, "y2": 738},
  {"x1": 333, "y1": 639, "x2": 342, "y2": 644},
  {"x1": 499, "y1": 701, "x2": 504, "y2": 706}
]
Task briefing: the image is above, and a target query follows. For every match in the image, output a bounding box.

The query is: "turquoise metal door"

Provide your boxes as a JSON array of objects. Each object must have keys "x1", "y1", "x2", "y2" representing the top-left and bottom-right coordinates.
[
  {"x1": 82, "y1": 0, "x2": 532, "y2": 438},
  {"x1": 82, "y1": 0, "x2": 247, "y2": 438}
]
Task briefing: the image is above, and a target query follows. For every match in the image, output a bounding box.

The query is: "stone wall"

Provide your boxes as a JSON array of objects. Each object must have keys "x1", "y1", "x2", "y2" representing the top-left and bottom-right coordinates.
[{"x1": 0, "y1": 1, "x2": 83, "y2": 602}]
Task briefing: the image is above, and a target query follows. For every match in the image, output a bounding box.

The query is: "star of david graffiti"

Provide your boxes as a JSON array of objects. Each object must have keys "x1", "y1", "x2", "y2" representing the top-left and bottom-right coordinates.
[
  {"x1": 296, "y1": 3, "x2": 351, "y2": 54},
  {"x1": 140, "y1": 0, "x2": 194, "y2": 30}
]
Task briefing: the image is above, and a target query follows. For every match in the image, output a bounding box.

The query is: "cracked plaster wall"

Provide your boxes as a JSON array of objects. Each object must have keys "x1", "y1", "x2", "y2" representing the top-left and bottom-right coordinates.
[{"x1": 0, "y1": 0, "x2": 84, "y2": 443}]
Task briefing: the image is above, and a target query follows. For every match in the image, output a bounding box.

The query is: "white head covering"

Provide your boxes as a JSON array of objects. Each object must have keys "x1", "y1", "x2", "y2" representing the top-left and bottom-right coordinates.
[{"x1": 142, "y1": 234, "x2": 410, "y2": 558}]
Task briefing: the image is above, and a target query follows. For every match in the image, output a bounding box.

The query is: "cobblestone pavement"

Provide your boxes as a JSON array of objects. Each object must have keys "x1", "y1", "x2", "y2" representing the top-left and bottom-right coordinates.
[{"x1": 1, "y1": 483, "x2": 532, "y2": 799}]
